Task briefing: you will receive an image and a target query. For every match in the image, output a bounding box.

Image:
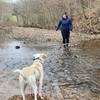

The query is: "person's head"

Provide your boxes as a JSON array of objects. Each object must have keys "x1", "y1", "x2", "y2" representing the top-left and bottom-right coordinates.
[
  {"x1": 62, "y1": 14, "x2": 66, "y2": 19},
  {"x1": 62, "y1": 12, "x2": 67, "y2": 19},
  {"x1": 64, "y1": 12, "x2": 67, "y2": 16}
]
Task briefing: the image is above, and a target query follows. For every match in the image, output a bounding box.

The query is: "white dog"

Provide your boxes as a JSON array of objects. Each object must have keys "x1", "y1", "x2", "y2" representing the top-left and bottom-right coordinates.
[{"x1": 14, "y1": 53, "x2": 47, "y2": 100}]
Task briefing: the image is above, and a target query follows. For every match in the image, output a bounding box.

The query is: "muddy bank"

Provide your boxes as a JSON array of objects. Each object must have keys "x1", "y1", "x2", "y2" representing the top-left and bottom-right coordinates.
[
  {"x1": 8, "y1": 94, "x2": 48, "y2": 100},
  {"x1": 6, "y1": 27, "x2": 100, "y2": 44},
  {"x1": 8, "y1": 27, "x2": 61, "y2": 43}
]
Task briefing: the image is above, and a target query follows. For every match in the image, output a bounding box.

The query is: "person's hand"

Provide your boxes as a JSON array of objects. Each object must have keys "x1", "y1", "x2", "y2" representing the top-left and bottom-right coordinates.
[
  {"x1": 70, "y1": 29, "x2": 73, "y2": 32},
  {"x1": 70, "y1": 31, "x2": 73, "y2": 33},
  {"x1": 56, "y1": 28, "x2": 58, "y2": 31}
]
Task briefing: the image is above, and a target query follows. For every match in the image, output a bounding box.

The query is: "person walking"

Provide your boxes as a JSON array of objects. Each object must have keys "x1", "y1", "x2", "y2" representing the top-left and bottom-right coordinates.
[{"x1": 56, "y1": 12, "x2": 73, "y2": 48}]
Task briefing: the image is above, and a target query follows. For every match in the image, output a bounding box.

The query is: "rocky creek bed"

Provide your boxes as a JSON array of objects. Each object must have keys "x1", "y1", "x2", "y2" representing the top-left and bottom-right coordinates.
[{"x1": 0, "y1": 27, "x2": 100, "y2": 100}]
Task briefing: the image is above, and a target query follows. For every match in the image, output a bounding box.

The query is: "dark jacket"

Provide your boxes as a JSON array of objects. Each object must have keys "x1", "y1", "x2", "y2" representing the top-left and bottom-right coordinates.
[{"x1": 56, "y1": 16, "x2": 73, "y2": 32}]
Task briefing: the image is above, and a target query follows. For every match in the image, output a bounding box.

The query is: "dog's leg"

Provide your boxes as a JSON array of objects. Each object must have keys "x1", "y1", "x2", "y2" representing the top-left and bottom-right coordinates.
[
  {"x1": 39, "y1": 70, "x2": 43, "y2": 98},
  {"x1": 33, "y1": 83, "x2": 37, "y2": 100},
  {"x1": 29, "y1": 77, "x2": 37, "y2": 100},
  {"x1": 19, "y1": 75, "x2": 26, "y2": 100}
]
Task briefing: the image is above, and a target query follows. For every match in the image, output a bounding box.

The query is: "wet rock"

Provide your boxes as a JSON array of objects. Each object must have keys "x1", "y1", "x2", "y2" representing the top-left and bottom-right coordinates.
[
  {"x1": 15, "y1": 46, "x2": 20, "y2": 49},
  {"x1": 23, "y1": 41, "x2": 26, "y2": 44},
  {"x1": 46, "y1": 38, "x2": 51, "y2": 42}
]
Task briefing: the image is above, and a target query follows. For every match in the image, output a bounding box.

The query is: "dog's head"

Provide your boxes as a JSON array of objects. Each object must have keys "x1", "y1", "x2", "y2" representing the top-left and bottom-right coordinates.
[{"x1": 33, "y1": 53, "x2": 47, "y2": 61}]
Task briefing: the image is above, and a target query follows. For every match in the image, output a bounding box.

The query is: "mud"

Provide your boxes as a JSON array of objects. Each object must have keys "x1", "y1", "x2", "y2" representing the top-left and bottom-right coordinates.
[{"x1": 8, "y1": 94, "x2": 48, "y2": 100}]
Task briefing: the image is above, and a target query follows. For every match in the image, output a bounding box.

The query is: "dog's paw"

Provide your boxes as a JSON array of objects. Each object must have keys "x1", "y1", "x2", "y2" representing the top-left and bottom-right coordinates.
[
  {"x1": 40, "y1": 96, "x2": 44, "y2": 100},
  {"x1": 38, "y1": 94, "x2": 44, "y2": 100}
]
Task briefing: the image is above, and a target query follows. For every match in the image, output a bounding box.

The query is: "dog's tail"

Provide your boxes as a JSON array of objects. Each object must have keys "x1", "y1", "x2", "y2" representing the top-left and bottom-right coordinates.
[
  {"x1": 13, "y1": 69, "x2": 25, "y2": 79},
  {"x1": 13, "y1": 69, "x2": 21, "y2": 74}
]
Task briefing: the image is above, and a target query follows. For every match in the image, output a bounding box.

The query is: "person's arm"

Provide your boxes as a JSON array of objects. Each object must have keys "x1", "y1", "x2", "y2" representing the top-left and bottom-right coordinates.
[
  {"x1": 56, "y1": 20, "x2": 62, "y2": 31},
  {"x1": 69, "y1": 18, "x2": 73, "y2": 31}
]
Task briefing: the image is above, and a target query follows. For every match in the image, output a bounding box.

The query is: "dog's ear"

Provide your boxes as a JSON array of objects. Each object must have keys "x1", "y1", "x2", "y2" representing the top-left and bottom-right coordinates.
[
  {"x1": 33, "y1": 53, "x2": 47, "y2": 60},
  {"x1": 33, "y1": 54, "x2": 41, "y2": 60}
]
